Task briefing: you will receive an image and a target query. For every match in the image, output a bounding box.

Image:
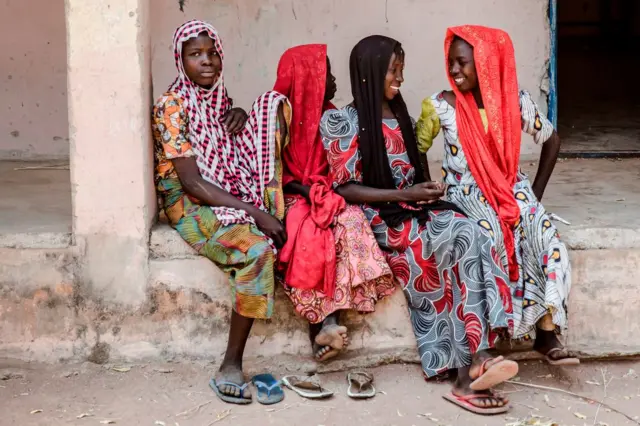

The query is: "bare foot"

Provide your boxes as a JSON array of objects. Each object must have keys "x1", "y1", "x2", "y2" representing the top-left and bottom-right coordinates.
[
  {"x1": 469, "y1": 354, "x2": 504, "y2": 381},
  {"x1": 313, "y1": 343, "x2": 340, "y2": 362},
  {"x1": 315, "y1": 324, "x2": 348, "y2": 350},
  {"x1": 313, "y1": 324, "x2": 347, "y2": 363},
  {"x1": 214, "y1": 363, "x2": 251, "y2": 400}
]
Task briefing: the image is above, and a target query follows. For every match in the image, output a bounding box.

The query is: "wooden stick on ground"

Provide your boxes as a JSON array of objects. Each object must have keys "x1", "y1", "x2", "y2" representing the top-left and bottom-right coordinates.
[
  {"x1": 175, "y1": 400, "x2": 213, "y2": 417},
  {"x1": 506, "y1": 380, "x2": 639, "y2": 424}
]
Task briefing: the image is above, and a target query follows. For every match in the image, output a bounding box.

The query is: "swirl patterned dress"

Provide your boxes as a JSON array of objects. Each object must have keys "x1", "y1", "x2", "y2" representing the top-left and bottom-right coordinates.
[
  {"x1": 416, "y1": 90, "x2": 571, "y2": 340},
  {"x1": 321, "y1": 106, "x2": 513, "y2": 377}
]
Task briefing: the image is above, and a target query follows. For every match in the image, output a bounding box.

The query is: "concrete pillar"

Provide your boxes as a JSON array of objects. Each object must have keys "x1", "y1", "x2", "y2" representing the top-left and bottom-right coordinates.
[{"x1": 66, "y1": 0, "x2": 155, "y2": 305}]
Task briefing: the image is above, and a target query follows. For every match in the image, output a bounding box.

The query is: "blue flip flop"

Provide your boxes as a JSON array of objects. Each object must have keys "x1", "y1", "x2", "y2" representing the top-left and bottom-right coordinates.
[
  {"x1": 209, "y1": 378, "x2": 252, "y2": 405},
  {"x1": 251, "y1": 374, "x2": 285, "y2": 405}
]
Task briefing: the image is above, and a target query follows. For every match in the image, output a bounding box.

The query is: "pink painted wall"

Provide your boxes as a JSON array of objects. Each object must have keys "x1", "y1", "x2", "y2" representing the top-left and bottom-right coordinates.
[
  {"x1": 0, "y1": 0, "x2": 551, "y2": 161},
  {"x1": 0, "y1": 0, "x2": 68, "y2": 160},
  {"x1": 151, "y1": 0, "x2": 551, "y2": 160}
]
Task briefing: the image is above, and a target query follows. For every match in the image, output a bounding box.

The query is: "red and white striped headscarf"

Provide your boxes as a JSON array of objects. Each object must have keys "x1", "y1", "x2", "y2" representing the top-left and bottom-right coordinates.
[{"x1": 168, "y1": 20, "x2": 287, "y2": 226}]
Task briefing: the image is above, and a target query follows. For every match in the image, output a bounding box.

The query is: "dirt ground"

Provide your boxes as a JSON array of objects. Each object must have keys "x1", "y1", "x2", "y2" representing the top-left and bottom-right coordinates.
[{"x1": 2, "y1": 359, "x2": 640, "y2": 426}]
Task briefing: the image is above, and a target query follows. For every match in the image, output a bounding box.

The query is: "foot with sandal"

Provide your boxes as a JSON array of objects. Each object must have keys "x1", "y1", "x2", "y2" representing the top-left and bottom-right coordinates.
[
  {"x1": 209, "y1": 312, "x2": 255, "y2": 404},
  {"x1": 533, "y1": 315, "x2": 580, "y2": 366},
  {"x1": 211, "y1": 364, "x2": 252, "y2": 404},
  {"x1": 443, "y1": 351, "x2": 518, "y2": 415}
]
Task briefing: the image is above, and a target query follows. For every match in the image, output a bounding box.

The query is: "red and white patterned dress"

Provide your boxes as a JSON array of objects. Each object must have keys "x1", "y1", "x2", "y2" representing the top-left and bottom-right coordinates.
[{"x1": 321, "y1": 106, "x2": 513, "y2": 377}]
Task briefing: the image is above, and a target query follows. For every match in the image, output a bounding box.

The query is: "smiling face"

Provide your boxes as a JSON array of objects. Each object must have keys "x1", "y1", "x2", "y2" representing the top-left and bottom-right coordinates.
[
  {"x1": 384, "y1": 51, "x2": 405, "y2": 101},
  {"x1": 181, "y1": 32, "x2": 222, "y2": 88},
  {"x1": 448, "y1": 38, "x2": 478, "y2": 93},
  {"x1": 325, "y1": 56, "x2": 337, "y2": 102}
]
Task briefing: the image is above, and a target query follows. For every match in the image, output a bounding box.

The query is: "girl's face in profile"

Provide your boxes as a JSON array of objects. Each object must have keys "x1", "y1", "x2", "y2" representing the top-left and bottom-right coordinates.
[
  {"x1": 325, "y1": 57, "x2": 338, "y2": 102},
  {"x1": 384, "y1": 52, "x2": 405, "y2": 101}
]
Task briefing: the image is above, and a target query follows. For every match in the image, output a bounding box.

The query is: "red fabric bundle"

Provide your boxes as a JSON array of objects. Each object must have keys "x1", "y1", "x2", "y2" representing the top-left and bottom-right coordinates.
[{"x1": 274, "y1": 44, "x2": 344, "y2": 295}]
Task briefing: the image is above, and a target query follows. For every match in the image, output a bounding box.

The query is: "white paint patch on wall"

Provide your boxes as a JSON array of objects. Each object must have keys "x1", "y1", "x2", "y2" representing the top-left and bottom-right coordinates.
[
  {"x1": 151, "y1": 0, "x2": 551, "y2": 160},
  {"x1": 0, "y1": 0, "x2": 69, "y2": 160}
]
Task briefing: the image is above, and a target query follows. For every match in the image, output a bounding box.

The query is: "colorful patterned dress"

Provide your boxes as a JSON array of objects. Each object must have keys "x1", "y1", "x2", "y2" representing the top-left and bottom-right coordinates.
[
  {"x1": 321, "y1": 106, "x2": 513, "y2": 377},
  {"x1": 152, "y1": 93, "x2": 289, "y2": 320},
  {"x1": 282, "y1": 199, "x2": 396, "y2": 324},
  {"x1": 273, "y1": 44, "x2": 396, "y2": 325},
  {"x1": 417, "y1": 90, "x2": 571, "y2": 339}
]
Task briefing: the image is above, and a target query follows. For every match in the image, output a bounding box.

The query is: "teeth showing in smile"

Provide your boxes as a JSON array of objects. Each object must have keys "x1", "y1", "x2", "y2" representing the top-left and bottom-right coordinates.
[
  {"x1": 390, "y1": 86, "x2": 400, "y2": 90},
  {"x1": 454, "y1": 78, "x2": 465, "y2": 84}
]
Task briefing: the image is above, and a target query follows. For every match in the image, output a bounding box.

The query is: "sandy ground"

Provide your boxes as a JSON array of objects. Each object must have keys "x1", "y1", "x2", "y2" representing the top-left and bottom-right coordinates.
[{"x1": 2, "y1": 359, "x2": 640, "y2": 426}]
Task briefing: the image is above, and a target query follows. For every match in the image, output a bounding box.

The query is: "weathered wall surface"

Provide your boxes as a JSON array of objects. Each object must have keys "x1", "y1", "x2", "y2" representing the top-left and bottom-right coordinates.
[
  {"x1": 3, "y1": 227, "x2": 640, "y2": 366},
  {"x1": 67, "y1": 0, "x2": 156, "y2": 306},
  {"x1": 151, "y1": 0, "x2": 551, "y2": 160},
  {"x1": 0, "y1": 0, "x2": 69, "y2": 160},
  {"x1": 0, "y1": 0, "x2": 551, "y2": 160}
]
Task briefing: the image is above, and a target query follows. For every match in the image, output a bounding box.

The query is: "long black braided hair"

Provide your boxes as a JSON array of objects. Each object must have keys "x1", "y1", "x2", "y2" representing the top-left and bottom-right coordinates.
[{"x1": 349, "y1": 35, "x2": 462, "y2": 226}]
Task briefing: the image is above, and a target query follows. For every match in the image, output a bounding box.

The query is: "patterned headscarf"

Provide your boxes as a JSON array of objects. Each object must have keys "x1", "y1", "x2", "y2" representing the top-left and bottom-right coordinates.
[{"x1": 168, "y1": 20, "x2": 286, "y2": 226}]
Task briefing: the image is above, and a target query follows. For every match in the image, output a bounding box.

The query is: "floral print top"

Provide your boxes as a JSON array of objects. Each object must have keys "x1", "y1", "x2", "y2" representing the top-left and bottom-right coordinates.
[
  {"x1": 152, "y1": 92, "x2": 195, "y2": 184},
  {"x1": 416, "y1": 90, "x2": 554, "y2": 187}
]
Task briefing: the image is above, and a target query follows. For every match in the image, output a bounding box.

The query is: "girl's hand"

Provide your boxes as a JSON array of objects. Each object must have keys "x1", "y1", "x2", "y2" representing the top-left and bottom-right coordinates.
[
  {"x1": 253, "y1": 210, "x2": 287, "y2": 248},
  {"x1": 221, "y1": 108, "x2": 248, "y2": 134},
  {"x1": 403, "y1": 182, "x2": 445, "y2": 203}
]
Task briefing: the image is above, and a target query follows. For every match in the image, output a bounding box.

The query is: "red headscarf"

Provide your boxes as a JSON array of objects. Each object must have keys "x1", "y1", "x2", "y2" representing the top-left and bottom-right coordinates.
[
  {"x1": 274, "y1": 44, "x2": 345, "y2": 295},
  {"x1": 445, "y1": 26, "x2": 522, "y2": 281}
]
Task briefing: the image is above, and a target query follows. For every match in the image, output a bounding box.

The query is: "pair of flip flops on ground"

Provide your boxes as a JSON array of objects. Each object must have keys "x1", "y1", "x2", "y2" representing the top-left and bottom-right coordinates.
[
  {"x1": 210, "y1": 373, "x2": 284, "y2": 405},
  {"x1": 282, "y1": 371, "x2": 376, "y2": 400}
]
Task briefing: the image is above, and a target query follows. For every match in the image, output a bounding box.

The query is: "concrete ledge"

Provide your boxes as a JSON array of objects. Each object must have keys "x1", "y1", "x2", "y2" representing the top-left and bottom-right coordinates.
[
  {"x1": 148, "y1": 222, "x2": 640, "y2": 261},
  {"x1": 135, "y1": 224, "x2": 640, "y2": 361},
  {"x1": 0, "y1": 232, "x2": 72, "y2": 249},
  {"x1": 3, "y1": 218, "x2": 640, "y2": 364},
  {"x1": 150, "y1": 223, "x2": 197, "y2": 259},
  {"x1": 560, "y1": 227, "x2": 640, "y2": 251},
  {"x1": 566, "y1": 249, "x2": 640, "y2": 355},
  {"x1": 0, "y1": 254, "x2": 418, "y2": 367},
  {"x1": 0, "y1": 247, "x2": 75, "y2": 292}
]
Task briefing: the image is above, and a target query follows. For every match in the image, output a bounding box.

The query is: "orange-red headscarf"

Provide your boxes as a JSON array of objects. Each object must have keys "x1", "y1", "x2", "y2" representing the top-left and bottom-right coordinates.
[
  {"x1": 445, "y1": 26, "x2": 522, "y2": 281},
  {"x1": 274, "y1": 45, "x2": 344, "y2": 296}
]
